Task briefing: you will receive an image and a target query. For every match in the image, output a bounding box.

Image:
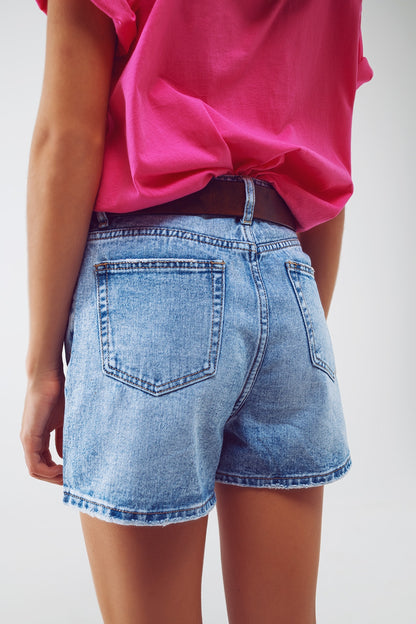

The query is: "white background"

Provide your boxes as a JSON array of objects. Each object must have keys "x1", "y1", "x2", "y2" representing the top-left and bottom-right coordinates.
[{"x1": 1, "y1": 1, "x2": 415, "y2": 622}]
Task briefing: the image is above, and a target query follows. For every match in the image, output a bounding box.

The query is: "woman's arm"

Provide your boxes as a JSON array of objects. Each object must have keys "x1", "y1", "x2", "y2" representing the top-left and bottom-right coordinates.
[
  {"x1": 20, "y1": 0, "x2": 115, "y2": 484},
  {"x1": 297, "y1": 207, "x2": 345, "y2": 319}
]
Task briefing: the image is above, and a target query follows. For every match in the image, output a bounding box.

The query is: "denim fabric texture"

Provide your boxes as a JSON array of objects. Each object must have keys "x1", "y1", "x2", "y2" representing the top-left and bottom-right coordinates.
[{"x1": 63, "y1": 176, "x2": 351, "y2": 526}]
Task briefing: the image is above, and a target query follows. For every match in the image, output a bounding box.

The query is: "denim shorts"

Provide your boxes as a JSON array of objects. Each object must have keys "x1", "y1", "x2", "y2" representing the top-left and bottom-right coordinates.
[{"x1": 63, "y1": 176, "x2": 352, "y2": 526}]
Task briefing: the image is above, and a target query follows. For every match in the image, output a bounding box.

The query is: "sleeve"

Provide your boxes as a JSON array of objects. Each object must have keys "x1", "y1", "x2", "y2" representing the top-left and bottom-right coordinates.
[
  {"x1": 34, "y1": 0, "x2": 138, "y2": 56},
  {"x1": 356, "y1": 29, "x2": 373, "y2": 88},
  {"x1": 355, "y1": 2, "x2": 373, "y2": 89}
]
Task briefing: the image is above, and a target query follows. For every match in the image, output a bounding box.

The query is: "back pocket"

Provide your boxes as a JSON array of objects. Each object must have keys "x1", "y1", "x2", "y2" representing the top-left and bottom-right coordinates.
[
  {"x1": 285, "y1": 260, "x2": 336, "y2": 381},
  {"x1": 95, "y1": 258, "x2": 225, "y2": 396}
]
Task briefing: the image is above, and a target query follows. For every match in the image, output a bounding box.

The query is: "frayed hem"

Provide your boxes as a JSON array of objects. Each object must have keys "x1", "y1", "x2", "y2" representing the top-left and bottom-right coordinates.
[
  {"x1": 214, "y1": 455, "x2": 351, "y2": 489},
  {"x1": 62, "y1": 489, "x2": 216, "y2": 527}
]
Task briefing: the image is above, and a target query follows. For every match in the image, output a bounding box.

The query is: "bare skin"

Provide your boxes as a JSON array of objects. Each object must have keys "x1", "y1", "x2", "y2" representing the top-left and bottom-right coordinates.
[
  {"x1": 80, "y1": 513, "x2": 209, "y2": 624},
  {"x1": 215, "y1": 483, "x2": 324, "y2": 624},
  {"x1": 20, "y1": 1, "x2": 343, "y2": 622},
  {"x1": 80, "y1": 484, "x2": 323, "y2": 624},
  {"x1": 20, "y1": 0, "x2": 115, "y2": 485}
]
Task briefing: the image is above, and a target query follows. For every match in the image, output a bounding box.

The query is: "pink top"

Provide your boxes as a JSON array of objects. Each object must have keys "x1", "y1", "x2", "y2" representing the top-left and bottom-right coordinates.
[{"x1": 36, "y1": 0, "x2": 372, "y2": 232}]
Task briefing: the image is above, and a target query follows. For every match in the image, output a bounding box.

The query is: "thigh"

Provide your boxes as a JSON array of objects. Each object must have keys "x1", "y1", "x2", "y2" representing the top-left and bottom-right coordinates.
[
  {"x1": 79, "y1": 512, "x2": 208, "y2": 624},
  {"x1": 214, "y1": 482, "x2": 324, "y2": 624}
]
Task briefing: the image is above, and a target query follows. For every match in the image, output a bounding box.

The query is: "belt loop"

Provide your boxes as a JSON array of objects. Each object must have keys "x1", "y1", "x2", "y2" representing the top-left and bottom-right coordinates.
[
  {"x1": 240, "y1": 177, "x2": 255, "y2": 225},
  {"x1": 96, "y1": 211, "x2": 109, "y2": 228}
]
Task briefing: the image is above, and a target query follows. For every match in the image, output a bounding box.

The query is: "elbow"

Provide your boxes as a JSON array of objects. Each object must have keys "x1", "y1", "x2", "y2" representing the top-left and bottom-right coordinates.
[
  {"x1": 27, "y1": 122, "x2": 107, "y2": 198},
  {"x1": 31, "y1": 122, "x2": 106, "y2": 160}
]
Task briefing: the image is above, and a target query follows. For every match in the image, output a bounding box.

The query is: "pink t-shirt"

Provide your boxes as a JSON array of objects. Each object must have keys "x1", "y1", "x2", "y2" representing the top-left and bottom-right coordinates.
[{"x1": 36, "y1": 0, "x2": 372, "y2": 232}]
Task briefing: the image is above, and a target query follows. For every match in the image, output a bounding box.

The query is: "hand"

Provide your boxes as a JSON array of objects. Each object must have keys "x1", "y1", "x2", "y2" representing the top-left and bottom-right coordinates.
[{"x1": 20, "y1": 369, "x2": 65, "y2": 486}]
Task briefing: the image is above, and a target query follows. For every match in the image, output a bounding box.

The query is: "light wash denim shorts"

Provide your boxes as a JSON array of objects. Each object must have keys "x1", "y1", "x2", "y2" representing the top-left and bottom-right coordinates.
[{"x1": 63, "y1": 176, "x2": 351, "y2": 526}]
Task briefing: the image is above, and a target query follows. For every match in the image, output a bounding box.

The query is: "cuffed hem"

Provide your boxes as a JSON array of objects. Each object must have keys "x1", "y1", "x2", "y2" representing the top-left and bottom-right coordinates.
[
  {"x1": 214, "y1": 455, "x2": 352, "y2": 489},
  {"x1": 62, "y1": 489, "x2": 216, "y2": 527}
]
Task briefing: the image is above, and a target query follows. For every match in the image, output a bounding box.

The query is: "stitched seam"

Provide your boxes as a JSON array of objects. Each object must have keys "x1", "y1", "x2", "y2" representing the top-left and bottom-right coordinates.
[
  {"x1": 105, "y1": 269, "x2": 111, "y2": 375},
  {"x1": 292, "y1": 273, "x2": 333, "y2": 374},
  {"x1": 89, "y1": 226, "x2": 253, "y2": 250},
  {"x1": 286, "y1": 260, "x2": 314, "y2": 274},
  {"x1": 229, "y1": 245, "x2": 269, "y2": 418},
  {"x1": 100, "y1": 263, "x2": 225, "y2": 389},
  {"x1": 289, "y1": 267, "x2": 326, "y2": 370},
  {"x1": 257, "y1": 239, "x2": 300, "y2": 253},
  {"x1": 95, "y1": 268, "x2": 106, "y2": 377},
  {"x1": 103, "y1": 272, "x2": 216, "y2": 386},
  {"x1": 209, "y1": 262, "x2": 215, "y2": 369},
  {"x1": 286, "y1": 262, "x2": 336, "y2": 379},
  {"x1": 95, "y1": 259, "x2": 225, "y2": 271},
  {"x1": 215, "y1": 456, "x2": 351, "y2": 481},
  {"x1": 64, "y1": 491, "x2": 216, "y2": 516},
  {"x1": 88, "y1": 226, "x2": 299, "y2": 253}
]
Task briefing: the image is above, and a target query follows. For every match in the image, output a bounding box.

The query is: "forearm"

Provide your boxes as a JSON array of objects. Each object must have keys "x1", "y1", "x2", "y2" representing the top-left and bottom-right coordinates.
[
  {"x1": 297, "y1": 207, "x2": 345, "y2": 318},
  {"x1": 26, "y1": 129, "x2": 105, "y2": 377}
]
